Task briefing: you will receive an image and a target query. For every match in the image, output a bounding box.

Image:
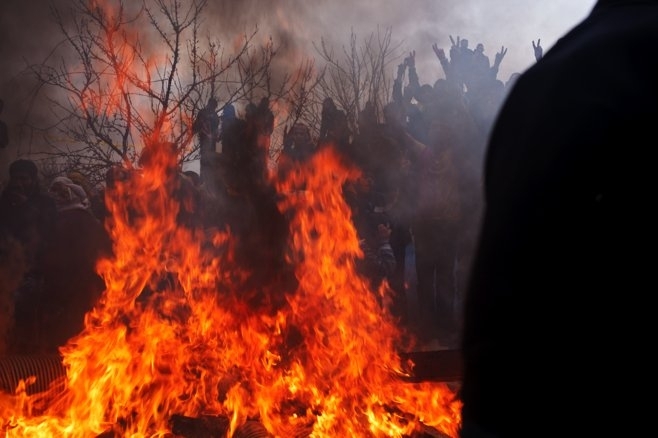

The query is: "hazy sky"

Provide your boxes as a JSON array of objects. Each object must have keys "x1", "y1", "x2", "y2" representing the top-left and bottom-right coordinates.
[
  {"x1": 217, "y1": 0, "x2": 599, "y2": 83},
  {"x1": 0, "y1": 0, "x2": 598, "y2": 167}
]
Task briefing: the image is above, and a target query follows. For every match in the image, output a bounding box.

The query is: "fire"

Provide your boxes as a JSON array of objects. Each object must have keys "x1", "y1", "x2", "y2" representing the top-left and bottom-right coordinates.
[
  {"x1": 76, "y1": 0, "x2": 164, "y2": 137},
  {"x1": 2, "y1": 0, "x2": 461, "y2": 433},
  {"x1": 0, "y1": 139, "x2": 461, "y2": 437}
]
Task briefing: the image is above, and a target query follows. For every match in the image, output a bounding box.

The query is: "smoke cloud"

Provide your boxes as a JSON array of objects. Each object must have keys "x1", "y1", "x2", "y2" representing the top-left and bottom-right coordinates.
[{"x1": 0, "y1": 0, "x2": 597, "y2": 174}]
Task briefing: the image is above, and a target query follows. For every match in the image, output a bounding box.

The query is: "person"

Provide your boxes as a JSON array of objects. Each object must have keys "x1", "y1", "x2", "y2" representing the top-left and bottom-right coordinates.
[
  {"x1": 281, "y1": 122, "x2": 315, "y2": 165},
  {"x1": 67, "y1": 170, "x2": 105, "y2": 220},
  {"x1": 447, "y1": 36, "x2": 473, "y2": 92},
  {"x1": 194, "y1": 97, "x2": 220, "y2": 152},
  {"x1": 218, "y1": 103, "x2": 246, "y2": 194},
  {"x1": 39, "y1": 176, "x2": 112, "y2": 352},
  {"x1": 0, "y1": 159, "x2": 57, "y2": 353},
  {"x1": 255, "y1": 96, "x2": 275, "y2": 163},
  {"x1": 410, "y1": 108, "x2": 464, "y2": 350},
  {"x1": 318, "y1": 97, "x2": 350, "y2": 155},
  {"x1": 194, "y1": 97, "x2": 220, "y2": 187},
  {"x1": 0, "y1": 98, "x2": 8, "y2": 149},
  {"x1": 358, "y1": 220, "x2": 397, "y2": 294},
  {"x1": 459, "y1": 1, "x2": 658, "y2": 436}
]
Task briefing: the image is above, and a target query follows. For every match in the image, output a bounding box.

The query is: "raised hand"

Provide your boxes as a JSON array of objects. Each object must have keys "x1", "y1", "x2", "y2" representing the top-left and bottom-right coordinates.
[
  {"x1": 532, "y1": 39, "x2": 543, "y2": 61},
  {"x1": 432, "y1": 43, "x2": 447, "y2": 61},
  {"x1": 495, "y1": 46, "x2": 508, "y2": 65},
  {"x1": 396, "y1": 62, "x2": 406, "y2": 80},
  {"x1": 405, "y1": 50, "x2": 416, "y2": 68}
]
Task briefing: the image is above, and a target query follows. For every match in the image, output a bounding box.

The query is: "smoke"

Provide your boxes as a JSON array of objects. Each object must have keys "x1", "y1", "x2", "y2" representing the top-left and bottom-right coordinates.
[
  {"x1": 197, "y1": 0, "x2": 597, "y2": 84},
  {"x1": 0, "y1": 0, "x2": 597, "y2": 174}
]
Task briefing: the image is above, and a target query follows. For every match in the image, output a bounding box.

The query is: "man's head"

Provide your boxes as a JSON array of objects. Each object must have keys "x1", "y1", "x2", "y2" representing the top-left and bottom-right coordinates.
[
  {"x1": 222, "y1": 104, "x2": 236, "y2": 120},
  {"x1": 322, "y1": 97, "x2": 336, "y2": 114},
  {"x1": 382, "y1": 102, "x2": 404, "y2": 126},
  {"x1": 183, "y1": 170, "x2": 201, "y2": 187},
  {"x1": 415, "y1": 84, "x2": 436, "y2": 106},
  {"x1": 289, "y1": 123, "x2": 312, "y2": 146},
  {"x1": 7, "y1": 159, "x2": 39, "y2": 199}
]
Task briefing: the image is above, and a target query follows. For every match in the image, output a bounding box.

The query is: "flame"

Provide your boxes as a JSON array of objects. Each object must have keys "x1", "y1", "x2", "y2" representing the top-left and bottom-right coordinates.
[
  {"x1": 1, "y1": 1, "x2": 461, "y2": 435},
  {"x1": 1, "y1": 139, "x2": 460, "y2": 437},
  {"x1": 76, "y1": 1, "x2": 165, "y2": 138}
]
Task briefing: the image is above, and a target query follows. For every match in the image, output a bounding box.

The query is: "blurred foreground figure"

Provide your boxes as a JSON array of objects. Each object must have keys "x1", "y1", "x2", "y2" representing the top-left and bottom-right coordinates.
[
  {"x1": 39, "y1": 177, "x2": 111, "y2": 352},
  {"x1": 0, "y1": 98, "x2": 8, "y2": 148},
  {"x1": 0, "y1": 159, "x2": 57, "y2": 353},
  {"x1": 460, "y1": 1, "x2": 658, "y2": 436}
]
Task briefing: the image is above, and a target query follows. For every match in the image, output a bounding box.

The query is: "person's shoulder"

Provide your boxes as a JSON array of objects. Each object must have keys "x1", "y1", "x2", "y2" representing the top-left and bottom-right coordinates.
[{"x1": 551, "y1": 2, "x2": 658, "y2": 53}]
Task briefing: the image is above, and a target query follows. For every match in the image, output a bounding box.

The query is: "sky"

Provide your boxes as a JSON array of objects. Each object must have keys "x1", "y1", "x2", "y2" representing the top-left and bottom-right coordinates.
[
  {"x1": 202, "y1": 0, "x2": 599, "y2": 84},
  {"x1": 0, "y1": 0, "x2": 598, "y2": 172}
]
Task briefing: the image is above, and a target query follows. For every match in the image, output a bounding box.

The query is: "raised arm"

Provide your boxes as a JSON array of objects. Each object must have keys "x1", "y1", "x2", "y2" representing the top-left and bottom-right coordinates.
[
  {"x1": 406, "y1": 50, "x2": 419, "y2": 88},
  {"x1": 532, "y1": 39, "x2": 543, "y2": 61},
  {"x1": 433, "y1": 42, "x2": 455, "y2": 83},
  {"x1": 491, "y1": 45, "x2": 508, "y2": 78},
  {"x1": 392, "y1": 61, "x2": 407, "y2": 104}
]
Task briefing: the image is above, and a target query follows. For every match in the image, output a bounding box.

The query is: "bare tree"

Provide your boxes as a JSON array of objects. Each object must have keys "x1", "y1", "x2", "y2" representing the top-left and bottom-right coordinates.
[
  {"x1": 25, "y1": 0, "x2": 292, "y2": 187},
  {"x1": 19, "y1": 0, "x2": 404, "y2": 185},
  {"x1": 313, "y1": 27, "x2": 403, "y2": 137}
]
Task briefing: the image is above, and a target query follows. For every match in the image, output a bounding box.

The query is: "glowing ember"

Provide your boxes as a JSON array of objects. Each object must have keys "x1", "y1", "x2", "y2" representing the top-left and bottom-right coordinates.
[{"x1": 0, "y1": 137, "x2": 460, "y2": 436}]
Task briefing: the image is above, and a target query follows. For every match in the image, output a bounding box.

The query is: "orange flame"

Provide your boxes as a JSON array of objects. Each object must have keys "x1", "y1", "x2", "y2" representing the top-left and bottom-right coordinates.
[
  {"x1": 77, "y1": 1, "x2": 165, "y2": 140},
  {"x1": 1, "y1": 0, "x2": 462, "y2": 434},
  {"x1": 1, "y1": 139, "x2": 460, "y2": 437}
]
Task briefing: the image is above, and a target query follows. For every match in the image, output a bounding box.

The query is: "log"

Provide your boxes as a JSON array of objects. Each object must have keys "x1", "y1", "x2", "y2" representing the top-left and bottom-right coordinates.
[
  {"x1": 398, "y1": 349, "x2": 463, "y2": 383},
  {"x1": 170, "y1": 414, "x2": 230, "y2": 438}
]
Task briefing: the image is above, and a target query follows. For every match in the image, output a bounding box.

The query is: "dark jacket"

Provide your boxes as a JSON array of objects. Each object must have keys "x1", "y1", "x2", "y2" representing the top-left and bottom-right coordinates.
[{"x1": 460, "y1": 1, "x2": 658, "y2": 436}]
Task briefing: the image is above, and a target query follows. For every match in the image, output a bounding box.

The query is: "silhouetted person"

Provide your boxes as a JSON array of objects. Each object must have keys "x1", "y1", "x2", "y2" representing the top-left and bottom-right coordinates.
[
  {"x1": 218, "y1": 103, "x2": 246, "y2": 194},
  {"x1": 318, "y1": 97, "x2": 350, "y2": 155},
  {"x1": 403, "y1": 50, "x2": 433, "y2": 145},
  {"x1": 194, "y1": 97, "x2": 220, "y2": 152},
  {"x1": 239, "y1": 100, "x2": 270, "y2": 191},
  {"x1": 194, "y1": 97, "x2": 220, "y2": 186},
  {"x1": 460, "y1": 1, "x2": 658, "y2": 437},
  {"x1": 219, "y1": 102, "x2": 294, "y2": 310},
  {"x1": 0, "y1": 99, "x2": 8, "y2": 148},
  {"x1": 67, "y1": 170, "x2": 105, "y2": 220},
  {"x1": 281, "y1": 122, "x2": 315, "y2": 165},
  {"x1": 448, "y1": 35, "x2": 473, "y2": 91},
  {"x1": 462, "y1": 43, "x2": 508, "y2": 137},
  {"x1": 358, "y1": 219, "x2": 397, "y2": 296},
  {"x1": 488, "y1": 45, "x2": 507, "y2": 82},
  {"x1": 472, "y1": 43, "x2": 490, "y2": 71},
  {"x1": 432, "y1": 43, "x2": 457, "y2": 87},
  {"x1": 0, "y1": 159, "x2": 57, "y2": 353},
  {"x1": 255, "y1": 96, "x2": 274, "y2": 162},
  {"x1": 410, "y1": 122, "x2": 463, "y2": 350},
  {"x1": 39, "y1": 176, "x2": 112, "y2": 352}
]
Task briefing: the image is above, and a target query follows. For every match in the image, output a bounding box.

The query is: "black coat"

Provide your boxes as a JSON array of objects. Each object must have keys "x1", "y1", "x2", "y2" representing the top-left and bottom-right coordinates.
[{"x1": 460, "y1": 1, "x2": 658, "y2": 436}]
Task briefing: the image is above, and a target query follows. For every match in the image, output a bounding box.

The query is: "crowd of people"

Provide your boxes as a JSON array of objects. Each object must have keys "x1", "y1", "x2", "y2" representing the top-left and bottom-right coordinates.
[
  {"x1": 191, "y1": 36, "x2": 535, "y2": 351},
  {"x1": 0, "y1": 36, "x2": 534, "y2": 355}
]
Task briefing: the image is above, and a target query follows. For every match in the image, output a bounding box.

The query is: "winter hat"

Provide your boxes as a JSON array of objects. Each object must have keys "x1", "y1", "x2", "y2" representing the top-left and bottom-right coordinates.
[
  {"x1": 49, "y1": 176, "x2": 90, "y2": 212},
  {"x1": 9, "y1": 159, "x2": 38, "y2": 179}
]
